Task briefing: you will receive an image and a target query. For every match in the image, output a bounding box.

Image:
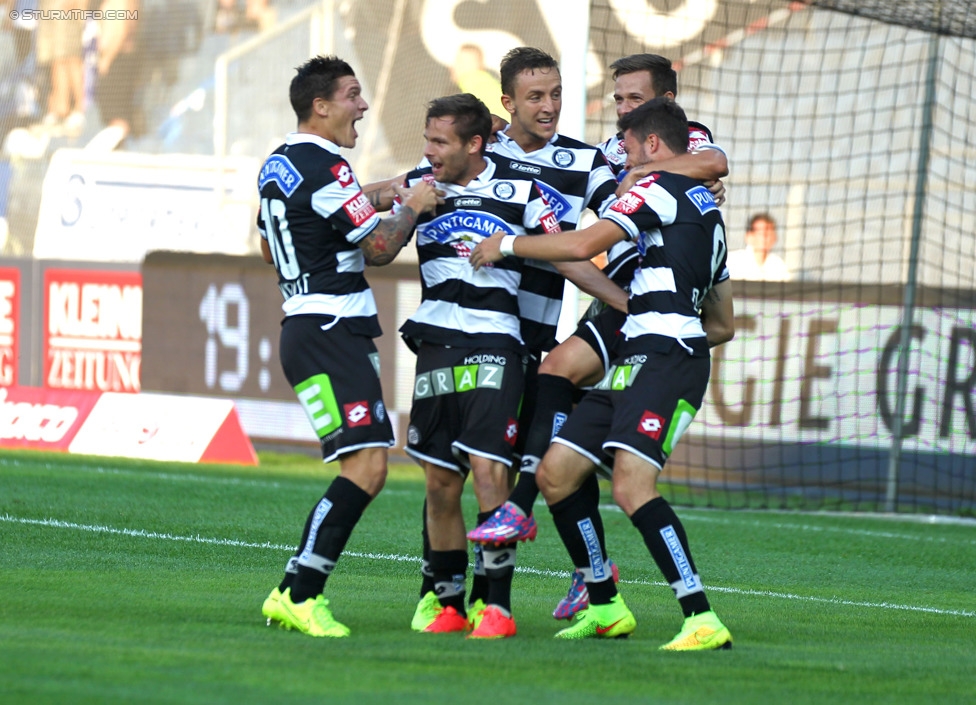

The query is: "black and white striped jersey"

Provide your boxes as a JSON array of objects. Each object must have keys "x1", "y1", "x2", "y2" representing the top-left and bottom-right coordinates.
[
  {"x1": 488, "y1": 130, "x2": 618, "y2": 353},
  {"x1": 597, "y1": 121, "x2": 724, "y2": 289},
  {"x1": 602, "y1": 171, "x2": 729, "y2": 355},
  {"x1": 397, "y1": 156, "x2": 560, "y2": 352},
  {"x1": 257, "y1": 132, "x2": 382, "y2": 338}
]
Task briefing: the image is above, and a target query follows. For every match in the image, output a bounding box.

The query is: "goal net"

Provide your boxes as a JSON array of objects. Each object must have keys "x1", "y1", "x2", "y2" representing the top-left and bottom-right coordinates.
[{"x1": 587, "y1": 0, "x2": 976, "y2": 513}]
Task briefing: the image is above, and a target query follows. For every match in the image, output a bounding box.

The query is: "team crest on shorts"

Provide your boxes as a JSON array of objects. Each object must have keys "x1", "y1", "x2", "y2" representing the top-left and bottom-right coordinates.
[
  {"x1": 505, "y1": 418, "x2": 519, "y2": 445},
  {"x1": 637, "y1": 410, "x2": 665, "y2": 440},
  {"x1": 344, "y1": 401, "x2": 371, "y2": 427}
]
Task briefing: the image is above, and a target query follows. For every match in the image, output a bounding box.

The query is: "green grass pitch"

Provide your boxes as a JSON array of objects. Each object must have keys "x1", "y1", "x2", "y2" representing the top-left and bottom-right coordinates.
[{"x1": 1, "y1": 449, "x2": 974, "y2": 704}]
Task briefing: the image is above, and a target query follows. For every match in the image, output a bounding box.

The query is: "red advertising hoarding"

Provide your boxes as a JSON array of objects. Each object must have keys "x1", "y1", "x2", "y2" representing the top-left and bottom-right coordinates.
[
  {"x1": 43, "y1": 268, "x2": 142, "y2": 392},
  {"x1": 0, "y1": 267, "x2": 18, "y2": 386}
]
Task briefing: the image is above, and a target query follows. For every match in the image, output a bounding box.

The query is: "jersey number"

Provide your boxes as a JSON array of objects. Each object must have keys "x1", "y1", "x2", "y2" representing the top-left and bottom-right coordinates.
[
  {"x1": 710, "y1": 223, "x2": 727, "y2": 280},
  {"x1": 692, "y1": 224, "x2": 727, "y2": 309},
  {"x1": 261, "y1": 197, "x2": 301, "y2": 280}
]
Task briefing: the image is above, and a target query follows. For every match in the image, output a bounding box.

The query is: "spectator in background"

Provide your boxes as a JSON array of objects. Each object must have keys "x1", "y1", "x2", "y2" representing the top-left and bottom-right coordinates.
[
  {"x1": 88, "y1": 0, "x2": 142, "y2": 150},
  {"x1": 449, "y1": 44, "x2": 506, "y2": 119},
  {"x1": 1, "y1": 0, "x2": 43, "y2": 136},
  {"x1": 726, "y1": 212, "x2": 791, "y2": 281},
  {"x1": 34, "y1": 0, "x2": 86, "y2": 137},
  {"x1": 215, "y1": 0, "x2": 274, "y2": 33}
]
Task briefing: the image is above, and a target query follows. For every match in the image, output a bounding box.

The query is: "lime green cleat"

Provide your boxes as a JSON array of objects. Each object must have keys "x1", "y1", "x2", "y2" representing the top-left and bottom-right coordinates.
[
  {"x1": 554, "y1": 594, "x2": 636, "y2": 640},
  {"x1": 467, "y1": 599, "x2": 487, "y2": 632},
  {"x1": 410, "y1": 591, "x2": 442, "y2": 632},
  {"x1": 277, "y1": 588, "x2": 351, "y2": 638},
  {"x1": 262, "y1": 586, "x2": 286, "y2": 627},
  {"x1": 660, "y1": 610, "x2": 732, "y2": 651}
]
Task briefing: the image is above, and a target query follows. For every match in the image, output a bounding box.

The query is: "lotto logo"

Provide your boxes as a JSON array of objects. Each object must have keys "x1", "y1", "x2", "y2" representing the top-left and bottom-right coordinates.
[
  {"x1": 637, "y1": 411, "x2": 665, "y2": 440},
  {"x1": 611, "y1": 192, "x2": 645, "y2": 215},
  {"x1": 505, "y1": 419, "x2": 518, "y2": 445},
  {"x1": 331, "y1": 162, "x2": 354, "y2": 187},
  {"x1": 541, "y1": 211, "x2": 560, "y2": 233},
  {"x1": 344, "y1": 401, "x2": 372, "y2": 427},
  {"x1": 343, "y1": 193, "x2": 377, "y2": 226}
]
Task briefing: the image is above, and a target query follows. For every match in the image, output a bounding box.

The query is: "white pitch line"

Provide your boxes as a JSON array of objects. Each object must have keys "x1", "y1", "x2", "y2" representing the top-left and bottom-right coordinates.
[
  {"x1": 597, "y1": 503, "x2": 976, "y2": 545},
  {"x1": 668, "y1": 509, "x2": 976, "y2": 545},
  {"x1": 4, "y1": 455, "x2": 970, "y2": 542},
  {"x1": 2, "y1": 513, "x2": 973, "y2": 619}
]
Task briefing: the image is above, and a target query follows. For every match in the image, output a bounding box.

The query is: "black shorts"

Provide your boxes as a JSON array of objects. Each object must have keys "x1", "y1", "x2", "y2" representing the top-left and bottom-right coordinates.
[
  {"x1": 279, "y1": 315, "x2": 394, "y2": 464},
  {"x1": 553, "y1": 340, "x2": 710, "y2": 473},
  {"x1": 406, "y1": 345, "x2": 524, "y2": 474},
  {"x1": 573, "y1": 306, "x2": 627, "y2": 376}
]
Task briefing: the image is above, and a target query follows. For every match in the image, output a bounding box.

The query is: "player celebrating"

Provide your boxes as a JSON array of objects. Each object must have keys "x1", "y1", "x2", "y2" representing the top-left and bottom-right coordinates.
[
  {"x1": 397, "y1": 93, "x2": 561, "y2": 639},
  {"x1": 410, "y1": 47, "x2": 631, "y2": 632},
  {"x1": 470, "y1": 96, "x2": 734, "y2": 649},
  {"x1": 468, "y1": 53, "x2": 729, "y2": 622},
  {"x1": 257, "y1": 55, "x2": 438, "y2": 638}
]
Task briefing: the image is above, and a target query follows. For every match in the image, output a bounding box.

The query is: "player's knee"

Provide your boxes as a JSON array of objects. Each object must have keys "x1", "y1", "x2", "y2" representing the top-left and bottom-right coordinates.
[
  {"x1": 539, "y1": 344, "x2": 601, "y2": 387},
  {"x1": 469, "y1": 461, "x2": 509, "y2": 510},
  {"x1": 341, "y1": 448, "x2": 388, "y2": 497},
  {"x1": 538, "y1": 349, "x2": 572, "y2": 377},
  {"x1": 536, "y1": 459, "x2": 562, "y2": 503},
  {"x1": 425, "y1": 467, "x2": 463, "y2": 507}
]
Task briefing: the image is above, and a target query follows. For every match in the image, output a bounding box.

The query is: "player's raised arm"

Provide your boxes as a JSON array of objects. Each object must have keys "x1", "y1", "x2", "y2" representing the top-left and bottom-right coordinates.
[
  {"x1": 470, "y1": 218, "x2": 626, "y2": 269},
  {"x1": 358, "y1": 181, "x2": 439, "y2": 266},
  {"x1": 361, "y1": 174, "x2": 407, "y2": 212},
  {"x1": 619, "y1": 147, "x2": 728, "y2": 198}
]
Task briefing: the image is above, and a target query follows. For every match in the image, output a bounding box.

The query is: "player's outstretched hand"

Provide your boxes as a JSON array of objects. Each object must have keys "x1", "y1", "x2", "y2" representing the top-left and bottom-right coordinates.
[
  {"x1": 394, "y1": 182, "x2": 443, "y2": 214},
  {"x1": 470, "y1": 233, "x2": 505, "y2": 270}
]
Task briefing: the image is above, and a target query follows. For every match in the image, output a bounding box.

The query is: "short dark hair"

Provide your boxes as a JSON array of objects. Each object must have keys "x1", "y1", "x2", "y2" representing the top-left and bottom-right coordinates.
[
  {"x1": 609, "y1": 53, "x2": 677, "y2": 97},
  {"x1": 426, "y1": 93, "x2": 492, "y2": 154},
  {"x1": 748, "y1": 212, "x2": 776, "y2": 231},
  {"x1": 499, "y1": 46, "x2": 559, "y2": 97},
  {"x1": 289, "y1": 55, "x2": 355, "y2": 122},
  {"x1": 617, "y1": 97, "x2": 689, "y2": 154}
]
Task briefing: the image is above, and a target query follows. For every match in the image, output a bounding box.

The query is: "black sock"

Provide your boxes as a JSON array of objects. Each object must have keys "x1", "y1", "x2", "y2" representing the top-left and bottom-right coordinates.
[
  {"x1": 276, "y1": 556, "x2": 299, "y2": 594},
  {"x1": 631, "y1": 497, "x2": 710, "y2": 617},
  {"x1": 420, "y1": 499, "x2": 435, "y2": 596},
  {"x1": 509, "y1": 374, "x2": 577, "y2": 515},
  {"x1": 469, "y1": 510, "x2": 492, "y2": 605},
  {"x1": 548, "y1": 474, "x2": 616, "y2": 605},
  {"x1": 289, "y1": 476, "x2": 372, "y2": 604},
  {"x1": 429, "y1": 549, "x2": 468, "y2": 615},
  {"x1": 278, "y1": 504, "x2": 320, "y2": 592},
  {"x1": 484, "y1": 541, "x2": 517, "y2": 613}
]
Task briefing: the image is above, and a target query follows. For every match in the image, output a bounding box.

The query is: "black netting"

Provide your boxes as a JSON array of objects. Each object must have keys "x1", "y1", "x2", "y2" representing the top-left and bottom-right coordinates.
[{"x1": 804, "y1": 0, "x2": 976, "y2": 40}]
